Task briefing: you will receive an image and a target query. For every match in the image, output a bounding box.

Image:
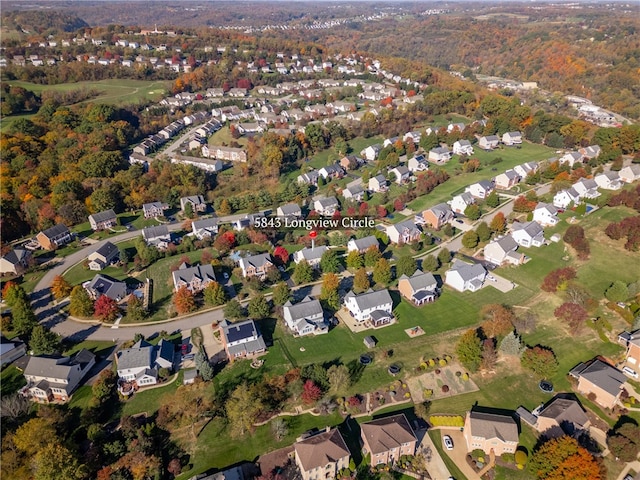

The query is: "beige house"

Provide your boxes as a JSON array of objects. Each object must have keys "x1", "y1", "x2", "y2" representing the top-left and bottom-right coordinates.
[
  {"x1": 360, "y1": 414, "x2": 417, "y2": 465},
  {"x1": 535, "y1": 396, "x2": 590, "y2": 440},
  {"x1": 294, "y1": 428, "x2": 350, "y2": 480},
  {"x1": 398, "y1": 270, "x2": 437, "y2": 305},
  {"x1": 624, "y1": 331, "x2": 640, "y2": 369},
  {"x1": 463, "y1": 409, "x2": 519, "y2": 456},
  {"x1": 239, "y1": 253, "x2": 274, "y2": 280},
  {"x1": 569, "y1": 358, "x2": 627, "y2": 409}
]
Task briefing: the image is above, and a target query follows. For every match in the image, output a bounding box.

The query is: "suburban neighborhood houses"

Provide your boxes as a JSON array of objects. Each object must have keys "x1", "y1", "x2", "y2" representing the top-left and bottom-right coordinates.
[{"x1": 2, "y1": 6, "x2": 640, "y2": 480}]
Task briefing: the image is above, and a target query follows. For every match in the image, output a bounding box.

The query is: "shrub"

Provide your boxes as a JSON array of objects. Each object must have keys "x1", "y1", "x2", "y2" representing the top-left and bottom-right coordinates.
[
  {"x1": 462, "y1": 373, "x2": 469, "y2": 381},
  {"x1": 428, "y1": 415, "x2": 464, "y2": 427},
  {"x1": 423, "y1": 389, "x2": 434, "y2": 398},
  {"x1": 515, "y1": 450, "x2": 527, "y2": 466},
  {"x1": 441, "y1": 385, "x2": 450, "y2": 393},
  {"x1": 439, "y1": 358, "x2": 447, "y2": 366},
  {"x1": 420, "y1": 362, "x2": 427, "y2": 370},
  {"x1": 428, "y1": 358, "x2": 436, "y2": 367},
  {"x1": 455, "y1": 371, "x2": 462, "y2": 377}
]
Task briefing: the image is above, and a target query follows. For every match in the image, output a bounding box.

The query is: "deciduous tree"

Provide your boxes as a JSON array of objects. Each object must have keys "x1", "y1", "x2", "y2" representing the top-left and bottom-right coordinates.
[
  {"x1": 301, "y1": 380, "x2": 323, "y2": 405},
  {"x1": 226, "y1": 383, "x2": 263, "y2": 436},
  {"x1": 529, "y1": 436, "x2": 604, "y2": 480},
  {"x1": 490, "y1": 212, "x2": 507, "y2": 233},
  {"x1": 396, "y1": 255, "x2": 417, "y2": 278},
  {"x1": 346, "y1": 250, "x2": 364, "y2": 269},
  {"x1": 292, "y1": 260, "x2": 314, "y2": 285},
  {"x1": 223, "y1": 299, "x2": 244, "y2": 320},
  {"x1": 320, "y1": 273, "x2": 340, "y2": 311},
  {"x1": 320, "y1": 249, "x2": 341, "y2": 274},
  {"x1": 462, "y1": 230, "x2": 479, "y2": 249},
  {"x1": 422, "y1": 254, "x2": 440, "y2": 272},
  {"x1": 521, "y1": 346, "x2": 559, "y2": 379},
  {"x1": 69, "y1": 285, "x2": 94, "y2": 318},
  {"x1": 173, "y1": 286, "x2": 197, "y2": 315},
  {"x1": 50, "y1": 275, "x2": 72, "y2": 301},
  {"x1": 248, "y1": 294, "x2": 270, "y2": 319},
  {"x1": 364, "y1": 245, "x2": 382, "y2": 267},
  {"x1": 372, "y1": 258, "x2": 392, "y2": 285},
  {"x1": 353, "y1": 268, "x2": 371, "y2": 293},
  {"x1": 94, "y1": 295, "x2": 120, "y2": 322},
  {"x1": 327, "y1": 364, "x2": 351, "y2": 394},
  {"x1": 203, "y1": 281, "x2": 227, "y2": 306},
  {"x1": 29, "y1": 326, "x2": 61, "y2": 355},
  {"x1": 554, "y1": 302, "x2": 588, "y2": 333},
  {"x1": 272, "y1": 282, "x2": 292, "y2": 307}
]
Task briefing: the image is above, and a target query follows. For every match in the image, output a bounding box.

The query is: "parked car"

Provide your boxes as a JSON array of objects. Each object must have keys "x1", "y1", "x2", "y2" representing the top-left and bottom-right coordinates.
[
  {"x1": 443, "y1": 435, "x2": 454, "y2": 450},
  {"x1": 622, "y1": 366, "x2": 638, "y2": 378}
]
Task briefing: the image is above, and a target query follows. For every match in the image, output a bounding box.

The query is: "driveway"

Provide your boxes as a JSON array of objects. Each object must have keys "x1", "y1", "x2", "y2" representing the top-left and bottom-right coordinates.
[
  {"x1": 418, "y1": 429, "x2": 451, "y2": 480},
  {"x1": 436, "y1": 428, "x2": 482, "y2": 480},
  {"x1": 486, "y1": 272, "x2": 516, "y2": 293}
]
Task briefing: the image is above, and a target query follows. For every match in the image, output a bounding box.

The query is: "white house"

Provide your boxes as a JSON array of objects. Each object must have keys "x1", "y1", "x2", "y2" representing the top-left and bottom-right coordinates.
[
  {"x1": 620, "y1": 165, "x2": 640, "y2": 184},
  {"x1": 511, "y1": 221, "x2": 545, "y2": 247},
  {"x1": 386, "y1": 220, "x2": 421, "y2": 244},
  {"x1": 344, "y1": 289, "x2": 394, "y2": 328},
  {"x1": 313, "y1": 197, "x2": 340, "y2": 216},
  {"x1": 116, "y1": 339, "x2": 174, "y2": 387},
  {"x1": 533, "y1": 203, "x2": 560, "y2": 226},
  {"x1": 347, "y1": 236, "x2": 379, "y2": 253},
  {"x1": 559, "y1": 151, "x2": 583, "y2": 168},
  {"x1": 484, "y1": 235, "x2": 525, "y2": 266},
  {"x1": 390, "y1": 165, "x2": 410, "y2": 184},
  {"x1": 579, "y1": 145, "x2": 601, "y2": 161},
  {"x1": 513, "y1": 162, "x2": 539, "y2": 179},
  {"x1": 453, "y1": 140, "x2": 474, "y2": 156},
  {"x1": 494, "y1": 170, "x2": 520, "y2": 190},
  {"x1": 293, "y1": 246, "x2": 329, "y2": 268},
  {"x1": 594, "y1": 171, "x2": 622, "y2": 190},
  {"x1": 343, "y1": 184, "x2": 365, "y2": 202},
  {"x1": 191, "y1": 218, "x2": 219, "y2": 240},
  {"x1": 428, "y1": 147, "x2": 452, "y2": 163},
  {"x1": 318, "y1": 164, "x2": 344, "y2": 180},
  {"x1": 478, "y1": 135, "x2": 500, "y2": 150},
  {"x1": 361, "y1": 144, "x2": 382, "y2": 161},
  {"x1": 369, "y1": 175, "x2": 388, "y2": 193},
  {"x1": 142, "y1": 225, "x2": 172, "y2": 249},
  {"x1": 445, "y1": 260, "x2": 486, "y2": 292},
  {"x1": 466, "y1": 180, "x2": 495, "y2": 199},
  {"x1": 408, "y1": 155, "x2": 428, "y2": 173},
  {"x1": 283, "y1": 296, "x2": 327, "y2": 336},
  {"x1": 277, "y1": 203, "x2": 302, "y2": 218},
  {"x1": 572, "y1": 178, "x2": 601, "y2": 200},
  {"x1": 553, "y1": 188, "x2": 581, "y2": 209},
  {"x1": 502, "y1": 131, "x2": 523, "y2": 146},
  {"x1": 450, "y1": 193, "x2": 476, "y2": 214}
]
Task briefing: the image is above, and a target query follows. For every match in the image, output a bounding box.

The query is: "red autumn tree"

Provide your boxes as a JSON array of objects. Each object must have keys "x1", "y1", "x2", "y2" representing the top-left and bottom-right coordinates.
[
  {"x1": 529, "y1": 436, "x2": 604, "y2": 480},
  {"x1": 273, "y1": 246, "x2": 289, "y2": 265},
  {"x1": 541, "y1": 267, "x2": 577, "y2": 292},
  {"x1": 301, "y1": 380, "x2": 322, "y2": 405},
  {"x1": 521, "y1": 346, "x2": 559, "y2": 379},
  {"x1": 213, "y1": 230, "x2": 236, "y2": 253},
  {"x1": 93, "y1": 295, "x2": 120, "y2": 322},
  {"x1": 513, "y1": 195, "x2": 537, "y2": 213},
  {"x1": 359, "y1": 202, "x2": 369, "y2": 216},
  {"x1": 173, "y1": 286, "x2": 196, "y2": 315},
  {"x1": 554, "y1": 302, "x2": 588, "y2": 333}
]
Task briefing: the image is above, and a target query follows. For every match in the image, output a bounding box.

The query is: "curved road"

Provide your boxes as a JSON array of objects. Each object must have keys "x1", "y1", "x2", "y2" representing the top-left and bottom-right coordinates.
[{"x1": 33, "y1": 184, "x2": 552, "y2": 342}]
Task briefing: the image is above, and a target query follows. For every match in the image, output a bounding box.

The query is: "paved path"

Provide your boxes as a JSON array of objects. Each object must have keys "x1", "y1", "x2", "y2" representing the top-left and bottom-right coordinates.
[
  {"x1": 437, "y1": 428, "x2": 481, "y2": 480},
  {"x1": 419, "y1": 430, "x2": 452, "y2": 480}
]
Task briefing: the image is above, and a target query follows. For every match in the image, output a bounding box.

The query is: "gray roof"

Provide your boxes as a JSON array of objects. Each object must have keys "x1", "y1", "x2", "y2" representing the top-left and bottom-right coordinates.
[
  {"x1": 277, "y1": 203, "x2": 302, "y2": 215},
  {"x1": 538, "y1": 397, "x2": 589, "y2": 429},
  {"x1": 389, "y1": 219, "x2": 420, "y2": 236},
  {"x1": 181, "y1": 195, "x2": 206, "y2": 206},
  {"x1": 172, "y1": 264, "x2": 216, "y2": 286},
  {"x1": 454, "y1": 192, "x2": 474, "y2": 204},
  {"x1": 283, "y1": 296, "x2": 323, "y2": 323},
  {"x1": 512, "y1": 221, "x2": 543, "y2": 238},
  {"x1": 449, "y1": 259, "x2": 486, "y2": 281},
  {"x1": 24, "y1": 356, "x2": 78, "y2": 381},
  {"x1": 89, "y1": 209, "x2": 116, "y2": 224},
  {"x1": 350, "y1": 236, "x2": 378, "y2": 251},
  {"x1": 372, "y1": 174, "x2": 386, "y2": 183},
  {"x1": 535, "y1": 202, "x2": 558, "y2": 215},
  {"x1": 86, "y1": 274, "x2": 127, "y2": 300},
  {"x1": 430, "y1": 147, "x2": 450, "y2": 155},
  {"x1": 505, "y1": 131, "x2": 522, "y2": 138},
  {"x1": 2, "y1": 248, "x2": 29, "y2": 266},
  {"x1": 295, "y1": 246, "x2": 328, "y2": 262},
  {"x1": 93, "y1": 241, "x2": 119, "y2": 259},
  {"x1": 575, "y1": 178, "x2": 597, "y2": 189},
  {"x1": 399, "y1": 269, "x2": 437, "y2": 292},
  {"x1": 456, "y1": 139, "x2": 472, "y2": 147},
  {"x1": 361, "y1": 414, "x2": 416, "y2": 454},
  {"x1": 501, "y1": 169, "x2": 519, "y2": 180},
  {"x1": 469, "y1": 410, "x2": 518, "y2": 443},
  {"x1": 482, "y1": 135, "x2": 500, "y2": 142},
  {"x1": 142, "y1": 225, "x2": 169, "y2": 240},
  {"x1": 571, "y1": 359, "x2": 627, "y2": 396},
  {"x1": 476, "y1": 179, "x2": 494, "y2": 190},
  {"x1": 192, "y1": 217, "x2": 218, "y2": 230},
  {"x1": 117, "y1": 339, "x2": 154, "y2": 370},
  {"x1": 345, "y1": 288, "x2": 392, "y2": 311},
  {"x1": 429, "y1": 202, "x2": 453, "y2": 217},
  {"x1": 344, "y1": 184, "x2": 364, "y2": 196},
  {"x1": 490, "y1": 235, "x2": 518, "y2": 254},
  {"x1": 392, "y1": 165, "x2": 410, "y2": 175},
  {"x1": 316, "y1": 197, "x2": 339, "y2": 208},
  {"x1": 240, "y1": 253, "x2": 272, "y2": 270},
  {"x1": 41, "y1": 223, "x2": 70, "y2": 239}
]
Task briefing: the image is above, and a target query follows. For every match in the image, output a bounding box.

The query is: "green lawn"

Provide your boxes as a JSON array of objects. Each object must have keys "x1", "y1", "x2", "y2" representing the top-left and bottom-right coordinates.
[
  {"x1": 209, "y1": 126, "x2": 248, "y2": 147},
  {"x1": 408, "y1": 142, "x2": 556, "y2": 213},
  {"x1": 64, "y1": 262, "x2": 131, "y2": 287},
  {"x1": 63, "y1": 340, "x2": 116, "y2": 358},
  {"x1": 0, "y1": 364, "x2": 26, "y2": 396},
  {"x1": 121, "y1": 371, "x2": 183, "y2": 416}
]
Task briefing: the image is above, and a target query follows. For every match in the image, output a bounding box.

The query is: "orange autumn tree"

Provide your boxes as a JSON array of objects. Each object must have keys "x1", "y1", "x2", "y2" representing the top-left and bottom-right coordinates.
[
  {"x1": 50, "y1": 275, "x2": 72, "y2": 300},
  {"x1": 529, "y1": 436, "x2": 604, "y2": 480},
  {"x1": 173, "y1": 286, "x2": 196, "y2": 315}
]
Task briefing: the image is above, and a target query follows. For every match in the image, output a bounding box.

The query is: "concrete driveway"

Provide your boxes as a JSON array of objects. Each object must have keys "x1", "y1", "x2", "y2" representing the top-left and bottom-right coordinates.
[
  {"x1": 486, "y1": 272, "x2": 516, "y2": 293},
  {"x1": 436, "y1": 428, "x2": 482, "y2": 480},
  {"x1": 418, "y1": 429, "x2": 451, "y2": 480}
]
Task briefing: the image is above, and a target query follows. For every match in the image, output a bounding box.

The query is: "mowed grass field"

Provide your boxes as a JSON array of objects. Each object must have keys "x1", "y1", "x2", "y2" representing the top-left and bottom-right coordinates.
[{"x1": 0, "y1": 79, "x2": 171, "y2": 131}]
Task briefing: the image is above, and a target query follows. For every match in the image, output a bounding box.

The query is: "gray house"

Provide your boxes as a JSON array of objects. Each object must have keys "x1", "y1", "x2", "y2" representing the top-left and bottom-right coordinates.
[
  {"x1": 398, "y1": 270, "x2": 437, "y2": 305},
  {"x1": 283, "y1": 296, "x2": 327, "y2": 336},
  {"x1": 88, "y1": 209, "x2": 117, "y2": 231},
  {"x1": 116, "y1": 339, "x2": 174, "y2": 388},
  {"x1": 84, "y1": 274, "x2": 127, "y2": 301}
]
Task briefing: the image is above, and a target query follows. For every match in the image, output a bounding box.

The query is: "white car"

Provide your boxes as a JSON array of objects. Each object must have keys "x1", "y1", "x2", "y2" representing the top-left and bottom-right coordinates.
[
  {"x1": 443, "y1": 435, "x2": 454, "y2": 450},
  {"x1": 487, "y1": 274, "x2": 497, "y2": 282},
  {"x1": 622, "y1": 366, "x2": 638, "y2": 378}
]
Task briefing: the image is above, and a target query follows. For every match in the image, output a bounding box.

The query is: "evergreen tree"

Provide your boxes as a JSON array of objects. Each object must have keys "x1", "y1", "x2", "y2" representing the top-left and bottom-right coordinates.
[
  {"x1": 29, "y1": 326, "x2": 61, "y2": 355},
  {"x1": 292, "y1": 260, "x2": 314, "y2": 284}
]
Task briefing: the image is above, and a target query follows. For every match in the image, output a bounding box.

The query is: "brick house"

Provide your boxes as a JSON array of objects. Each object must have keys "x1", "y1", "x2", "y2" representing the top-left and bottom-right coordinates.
[{"x1": 361, "y1": 414, "x2": 417, "y2": 465}]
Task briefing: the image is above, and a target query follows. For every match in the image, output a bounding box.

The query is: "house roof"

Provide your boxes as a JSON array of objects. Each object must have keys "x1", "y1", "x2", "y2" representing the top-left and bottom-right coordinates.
[
  {"x1": 142, "y1": 201, "x2": 164, "y2": 210},
  {"x1": 449, "y1": 259, "x2": 486, "y2": 281},
  {"x1": 372, "y1": 174, "x2": 386, "y2": 183},
  {"x1": 505, "y1": 131, "x2": 522, "y2": 138},
  {"x1": 388, "y1": 219, "x2": 420, "y2": 236},
  {"x1": 538, "y1": 397, "x2": 589, "y2": 429},
  {"x1": 117, "y1": 340, "x2": 155, "y2": 370},
  {"x1": 534, "y1": 203, "x2": 558, "y2": 215},
  {"x1": 399, "y1": 269, "x2": 437, "y2": 292},
  {"x1": 571, "y1": 359, "x2": 627, "y2": 396},
  {"x1": 93, "y1": 241, "x2": 119, "y2": 260},
  {"x1": 349, "y1": 236, "x2": 378, "y2": 251},
  {"x1": 488, "y1": 235, "x2": 518, "y2": 255},
  {"x1": 429, "y1": 203, "x2": 453, "y2": 218},
  {"x1": 221, "y1": 319, "x2": 260, "y2": 344},
  {"x1": 455, "y1": 139, "x2": 472, "y2": 147},
  {"x1": 192, "y1": 217, "x2": 218, "y2": 230},
  {"x1": 89, "y1": 209, "x2": 117, "y2": 224},
  {"x1": 344, "y1": 184, "x2": 364, "y2": 196},
  {"x1": 452, "y1": 192, "x2": 474, "y2": 205},
  {"x1": 86, "y1": 274, "x2": 127, "y2": 300},
  {"x1": 468, "y1": 410, "x2": 518, "y2": 443},
  {"x1": 295, "y1": 246, "x2": 328, "y2": 262},
  {"x1": 283, "y1": 296, "x2": 323, "y2": 322},
  {"x1": 24, "y1": 353, "x2": 91, "y2": 381},
  {"x1": 361, "y1": 414, "x2": 417, "y2": 454},
  {"x1": 1, "y1": 248, "x2": 29, "y2": 266},
  {"x1": 278, "y1": 203, "x2": 302, "y2": 215},
  {"x1": 142, "y1": 225, "x2": 170, "y2": 240},
  {"x1": 172, "y1": 264, "x2": 217, "y2": 286},
  {"x1": 511, "y1": 221, "x2": 543, "y2": 238},
  {"x1": 294, "y1": 429, "x2": 350, "y2": 471},
  {"x1": 482, "y1": 135, "x2": 500, "y2": 142},
  {"x1": 181, "y1": 195, "x2": 206, "y2": 206},
  {"x1": 345, "y1": 288, "x2": 392, "y2": 311},
  {"x1": 315, "y1": 197, "x2": 339, "y2": 208},
  {"x1": 41, "y1": 223, "x2": 70, "y2": 239},
  {"x1": 430, "y1": 147, "x2": 450, "y2": 155},
  {"x1": 392, "y1": 165, "x2": 410, "y2": 175},
  {"x1": 240, "y1": 253, "x2": 272, "y2": 270}
]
